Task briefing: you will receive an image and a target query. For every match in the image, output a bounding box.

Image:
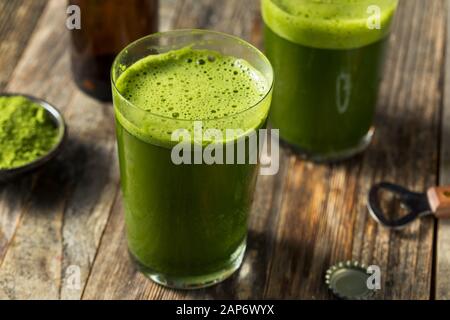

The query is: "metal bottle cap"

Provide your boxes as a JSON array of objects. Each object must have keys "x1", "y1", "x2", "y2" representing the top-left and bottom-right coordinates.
[{"x1": 325, "y1": 261, "x2": 375, "y2": 300}]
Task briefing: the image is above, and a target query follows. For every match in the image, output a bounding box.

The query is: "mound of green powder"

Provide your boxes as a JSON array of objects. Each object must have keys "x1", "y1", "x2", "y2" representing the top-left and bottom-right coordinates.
[{"x1": 0, "y1": 96, "x2": 59, "y2": 170}]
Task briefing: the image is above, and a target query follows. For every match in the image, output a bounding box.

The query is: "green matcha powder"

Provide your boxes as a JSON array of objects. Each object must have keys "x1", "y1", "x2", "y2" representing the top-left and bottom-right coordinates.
[{"x1": 0, "y1": 96, "x2": 59, "y2": 170}]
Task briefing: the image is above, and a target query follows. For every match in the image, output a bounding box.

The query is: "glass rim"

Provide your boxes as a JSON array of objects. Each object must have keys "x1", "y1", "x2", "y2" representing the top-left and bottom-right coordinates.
[{"x1": 111, "y1": 29, "x2": 274, "y2": 123}]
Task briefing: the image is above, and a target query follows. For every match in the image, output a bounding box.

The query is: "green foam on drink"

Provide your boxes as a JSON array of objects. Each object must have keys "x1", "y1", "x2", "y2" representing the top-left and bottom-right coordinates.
[
  {"x1": 262, "y1": 0, "x2": 398, "y2": 49},
  {"x1": 113, "y1": 47, "x2": 271, "y2": 147}
]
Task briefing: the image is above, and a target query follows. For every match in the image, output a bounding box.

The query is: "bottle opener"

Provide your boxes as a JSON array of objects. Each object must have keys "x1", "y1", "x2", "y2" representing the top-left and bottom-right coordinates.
[{"x1": 367, "y1": 182, "x2": 450, "y2": 229}]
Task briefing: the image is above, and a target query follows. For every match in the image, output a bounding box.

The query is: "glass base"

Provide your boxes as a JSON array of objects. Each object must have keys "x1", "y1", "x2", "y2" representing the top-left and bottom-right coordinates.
[
  {"x1": 278, "y1": 127, "x2": 374, "y2": 163},
  {"x1": 130, "y1": 240, "x2": 246, "y2": 290}
]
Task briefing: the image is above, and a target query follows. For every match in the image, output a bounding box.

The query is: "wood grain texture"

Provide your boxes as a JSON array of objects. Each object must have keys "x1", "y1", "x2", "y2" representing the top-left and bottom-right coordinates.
[
  {"x1": 436, "y1": 0, "x2": 450, "y2": 301},
  {"x1": 0, "y1": 0, "x2": 48, "y2": 264},
  {"x1": 0, "y1": 0, "x2": 120, "y2": 299},
  {"x1": 353, "y1": 1, "x2": 445, "y2": 299},
  {"x1": 0, "y1": 0, "x2": 47, "y2": 91},
  {"x1": 0, "y1": 0, "x2": 447, "y2": 300},
  {"x1": 351, "y1": 0, "x2": 444, "y2": 300}
]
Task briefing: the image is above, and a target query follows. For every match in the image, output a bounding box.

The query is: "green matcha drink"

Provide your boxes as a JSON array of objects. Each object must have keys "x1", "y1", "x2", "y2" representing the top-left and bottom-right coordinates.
[
  {"x1": 111, "y1": 31, "x2": 273, "y2": 288},
  {"x1": 262, "y1": 0, "x2": 398, "y2": 161}
]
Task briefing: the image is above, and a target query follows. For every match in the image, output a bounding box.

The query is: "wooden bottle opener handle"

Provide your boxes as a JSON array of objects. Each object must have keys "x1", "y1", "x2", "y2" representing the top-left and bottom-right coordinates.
[{"x1": 427, "y1": 186, "x2": 450, "y2": 219}]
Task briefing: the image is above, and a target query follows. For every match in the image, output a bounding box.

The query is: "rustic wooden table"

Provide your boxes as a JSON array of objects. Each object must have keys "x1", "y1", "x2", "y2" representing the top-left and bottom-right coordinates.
[{"x1": 0, "y1": 0, "x2": 448, "y2": 300}]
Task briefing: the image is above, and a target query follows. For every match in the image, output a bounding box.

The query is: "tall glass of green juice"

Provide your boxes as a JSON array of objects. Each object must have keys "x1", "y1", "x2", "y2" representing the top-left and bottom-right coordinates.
[
  {"x1": 111, "y1": 30, "x2": 273, "y2": 289},
  {"x1": 262, "y1": 0, "x2": 398, "y2": 161}
]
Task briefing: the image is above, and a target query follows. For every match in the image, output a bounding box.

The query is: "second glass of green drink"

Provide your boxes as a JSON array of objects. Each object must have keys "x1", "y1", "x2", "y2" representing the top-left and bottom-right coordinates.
[
  {"x1": 111, "y1": 30, "x2": 273, "y2": 289},
  {"x1": 262, "y1": 0, "x2": 398, "y2": 161}
]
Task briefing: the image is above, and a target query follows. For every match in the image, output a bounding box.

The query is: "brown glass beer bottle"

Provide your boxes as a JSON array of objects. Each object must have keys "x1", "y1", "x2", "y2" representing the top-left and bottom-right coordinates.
[{"x1": 68, "y1": 0, "x2": 159, "y2": 101}]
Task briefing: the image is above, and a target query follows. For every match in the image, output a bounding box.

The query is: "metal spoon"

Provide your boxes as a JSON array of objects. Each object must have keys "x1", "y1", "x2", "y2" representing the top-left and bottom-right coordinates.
[{"x1": 0, "y1": 93, "x2": 67, "y2": 184}]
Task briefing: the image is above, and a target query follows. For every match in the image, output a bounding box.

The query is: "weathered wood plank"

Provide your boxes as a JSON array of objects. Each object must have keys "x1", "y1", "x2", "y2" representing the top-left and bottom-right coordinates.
[
  {"x1": 171, "y1": 0, "x2": 261, "y2": 43},
  {"x1": 0, "y1": 0, "x2": 120, "y2": 299},
  {"x1": 0, "y1": 0, "x2": 48, "y2": 264},
  {"x1": 356, "y1": 0, "x2": 443, "y2": 300},
  {"x1": 435, "y1": 0, "x2": 450, "y2": 301},
  {"x1": 159, "y1": 0, "x2": 181, "y2": 32},
  {"x1": 0, "y1": 0, "x2": 47, "y2": 90},
  {"x1": 357, "y1": 0, "x2": 443, "y2": 299}
]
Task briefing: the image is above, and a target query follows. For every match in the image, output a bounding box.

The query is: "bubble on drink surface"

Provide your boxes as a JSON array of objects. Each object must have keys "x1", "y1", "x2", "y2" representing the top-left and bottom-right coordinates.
[{"x1": 115, "y1": 47, "x2": 269, "y2": 123}]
